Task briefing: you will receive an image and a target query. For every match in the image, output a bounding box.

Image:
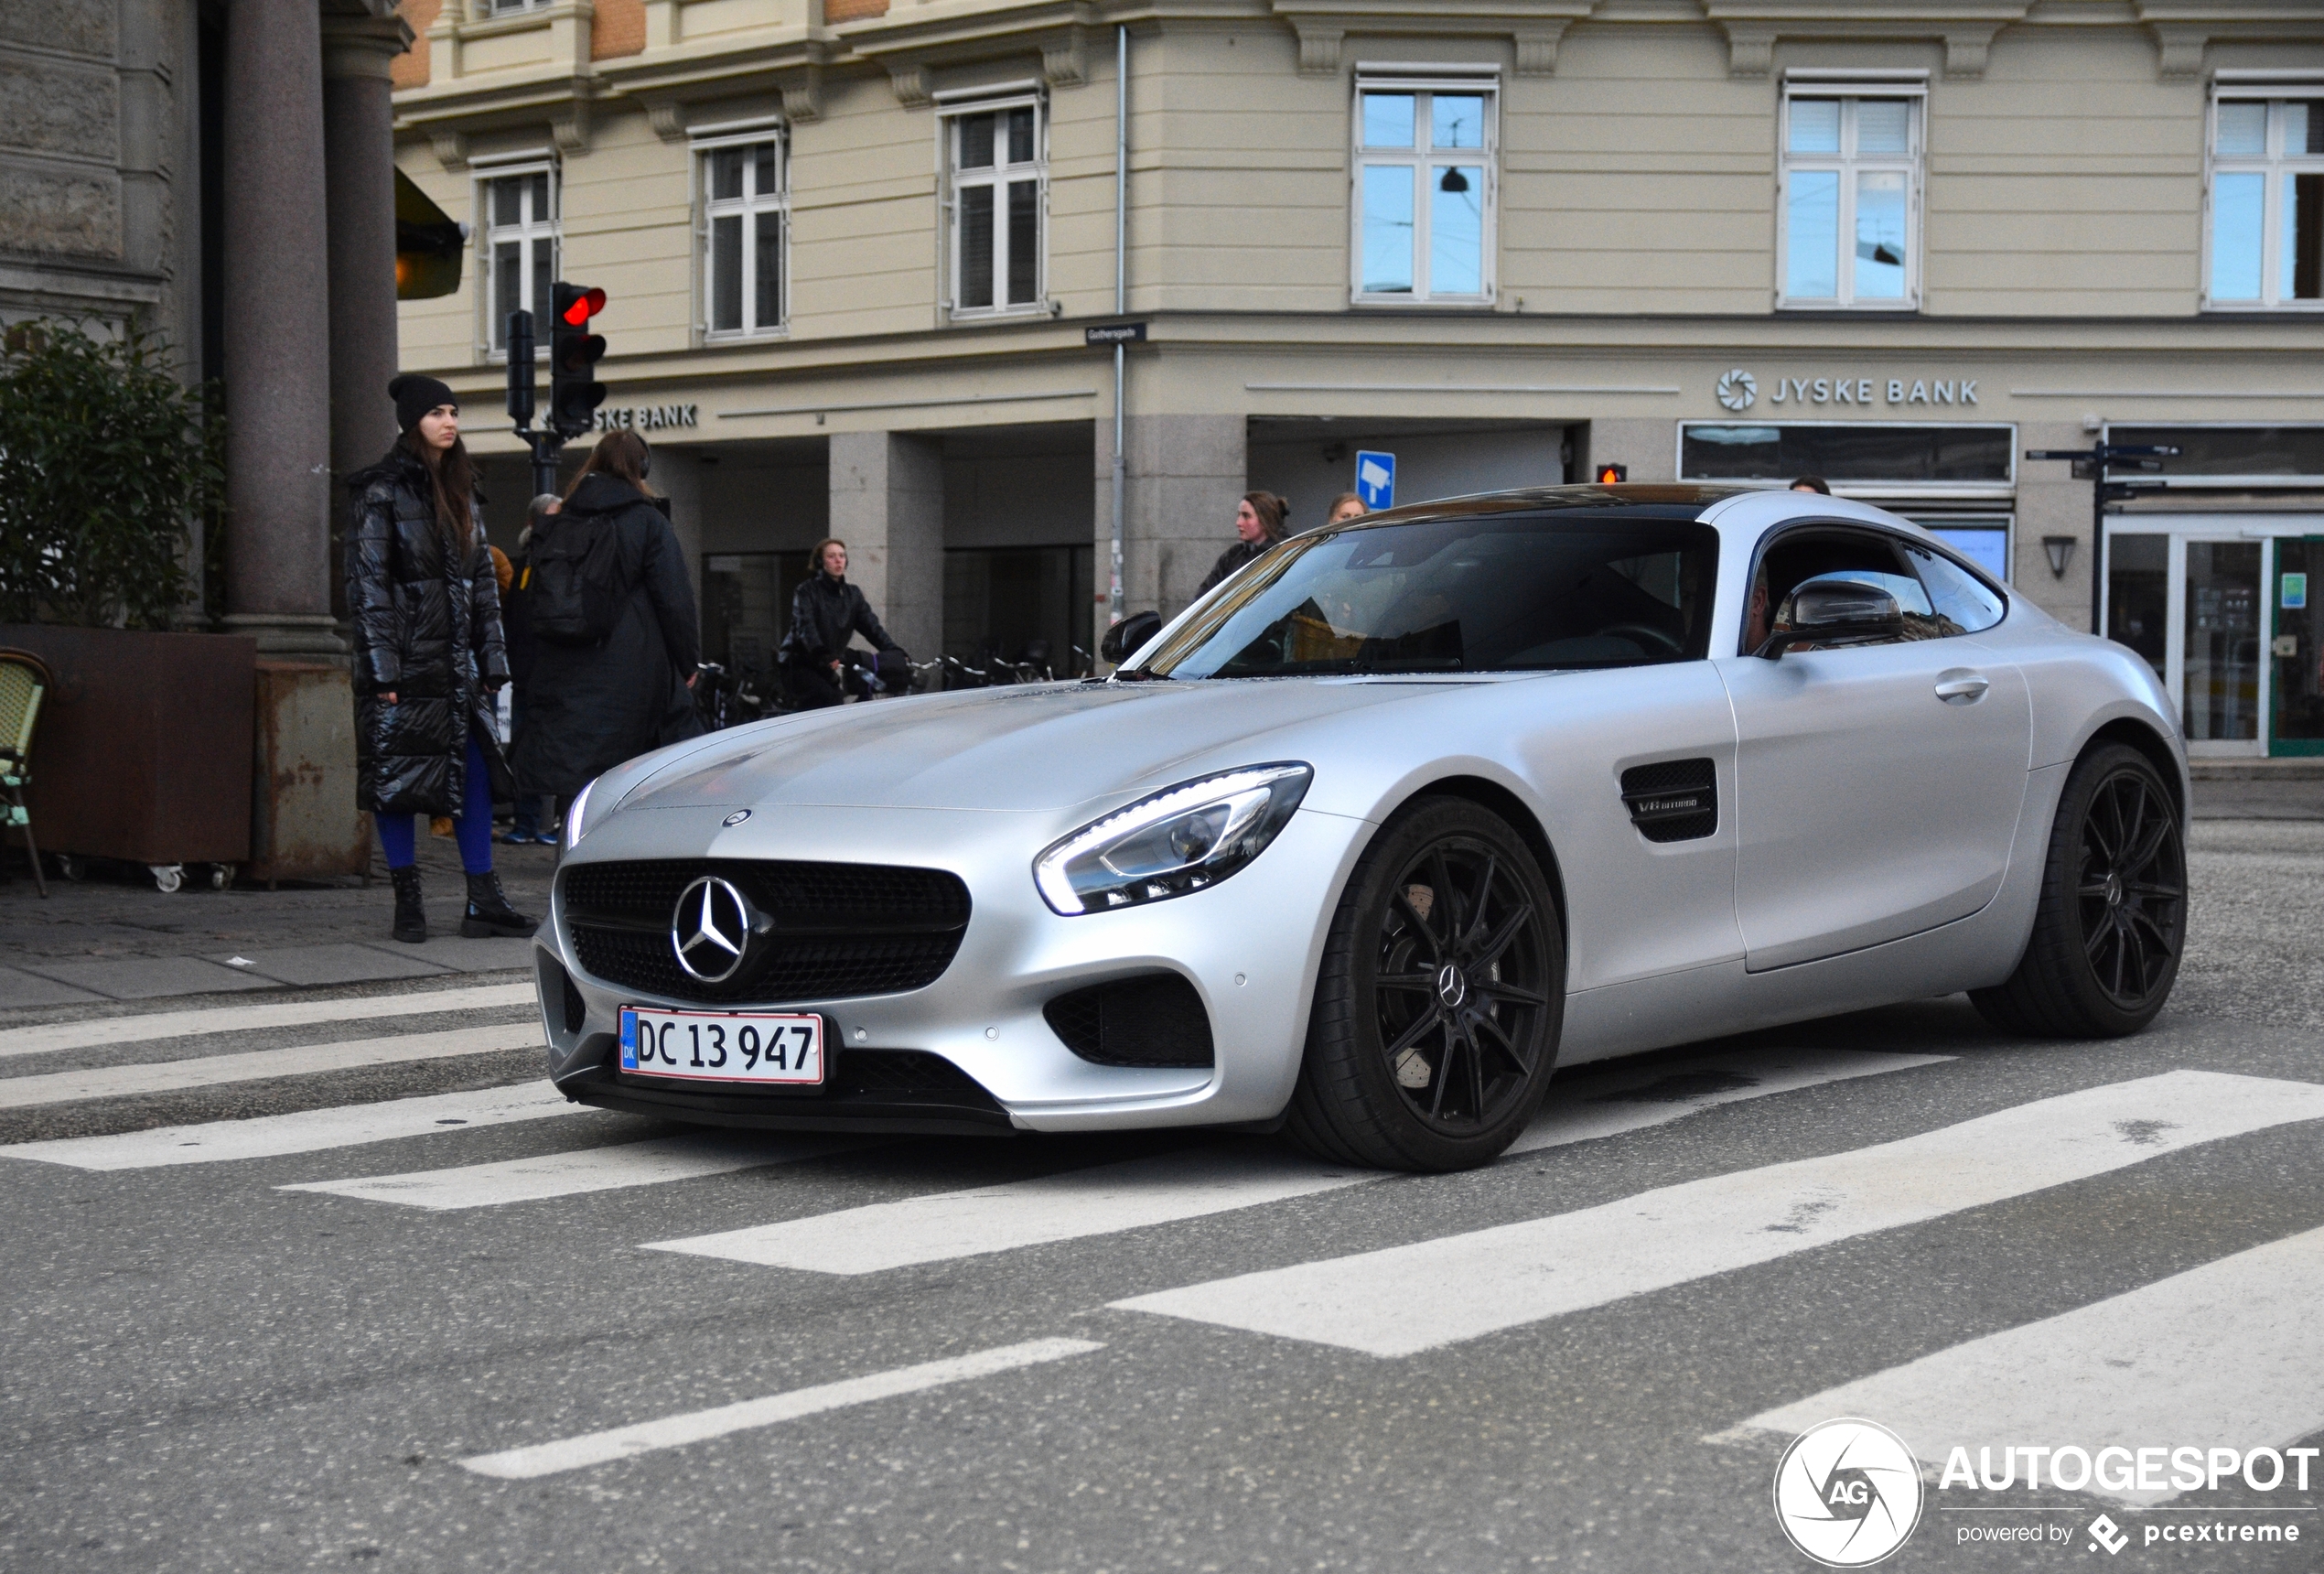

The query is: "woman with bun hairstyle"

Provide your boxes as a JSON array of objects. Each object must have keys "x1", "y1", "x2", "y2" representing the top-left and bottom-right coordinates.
[
  {"x1": 1196, "y1": 490, "x2": 1291, "y2": 596},
  {"x1": 345, "y1": 374, "x2": 534, "y2": 944}
]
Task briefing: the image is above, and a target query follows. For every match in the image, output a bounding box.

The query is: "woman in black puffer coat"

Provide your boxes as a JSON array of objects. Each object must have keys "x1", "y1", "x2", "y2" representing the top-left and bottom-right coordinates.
[
  {"x1": 511, "y1": 430, "x2": 703, "y2": 807},
  {"x1": 345, "y1": 373, "x2": 535, "y2": 944}
]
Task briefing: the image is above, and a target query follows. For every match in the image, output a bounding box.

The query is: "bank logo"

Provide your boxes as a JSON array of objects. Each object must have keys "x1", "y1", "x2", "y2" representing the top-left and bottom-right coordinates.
[
  {"x1": 1716, "y1": 368, "x2": 1758, "y2": 411},
  {"x1": 1773, "y1": 1418, "x2": 1924, "y2": 1568},
  {"x1": 2088, "y1": 1515, "x2": 2129, "y2": 1556}
]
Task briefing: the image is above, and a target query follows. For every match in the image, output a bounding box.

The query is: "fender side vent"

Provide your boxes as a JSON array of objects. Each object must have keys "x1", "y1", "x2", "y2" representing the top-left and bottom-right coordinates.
[
  {"x1": 1044, "y1": 973, "x2": 1216, "y2": 1068},
  {"x1": 1620, "y1": 758, "x2": 1717, "y2": 843}
]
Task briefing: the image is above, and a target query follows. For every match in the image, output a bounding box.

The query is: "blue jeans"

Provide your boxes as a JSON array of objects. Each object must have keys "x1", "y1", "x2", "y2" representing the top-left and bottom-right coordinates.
[{"x1": 378, "y1": 729, "x2": 495, "y2": 874}]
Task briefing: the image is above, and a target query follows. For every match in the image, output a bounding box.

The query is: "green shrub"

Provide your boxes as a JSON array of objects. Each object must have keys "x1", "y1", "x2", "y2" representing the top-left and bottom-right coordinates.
[{"x1": 0, "y1": 322, "x2": 224, "y2": 629}]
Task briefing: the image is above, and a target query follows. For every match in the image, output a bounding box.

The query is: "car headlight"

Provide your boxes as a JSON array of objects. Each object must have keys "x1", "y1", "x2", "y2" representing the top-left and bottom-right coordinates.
[
  {"x1": 562, "y1": 776, "x2": 599, "y2": 850},
  {"x1": 1034, "y1": 763, "x2": 1311, "y2": 915}
]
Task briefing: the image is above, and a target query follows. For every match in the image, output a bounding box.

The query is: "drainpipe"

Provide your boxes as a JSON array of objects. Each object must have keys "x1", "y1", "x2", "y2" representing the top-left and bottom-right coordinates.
[{"x1": 1108, "y1": 22, "x2": 1128, "y2": 630}]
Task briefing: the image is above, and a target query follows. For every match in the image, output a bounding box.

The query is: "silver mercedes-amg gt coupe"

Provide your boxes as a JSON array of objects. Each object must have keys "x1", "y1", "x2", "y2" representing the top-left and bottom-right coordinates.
[{"x1": 533, "y1": 484, "x2": 2188, "y2": 1172}]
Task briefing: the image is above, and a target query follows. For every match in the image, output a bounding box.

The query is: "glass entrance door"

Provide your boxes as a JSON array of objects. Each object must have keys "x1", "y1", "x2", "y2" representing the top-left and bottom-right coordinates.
[
  {"x1": 2273, "y1": 538, "x2": 2324, "y2": 756},
  {"x1": 2103, "y1": 524, "x2": 2276, "y2": 758},
  {"x1": 2182, "y1": 540, "x2": 2263, "y2": 747}
]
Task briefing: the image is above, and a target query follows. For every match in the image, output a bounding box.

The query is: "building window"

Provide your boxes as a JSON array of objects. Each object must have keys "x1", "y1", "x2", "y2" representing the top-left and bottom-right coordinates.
[
  {"x1": 481, "y1": 167, "x2": 557, "y2": 355},
  {"x1": 487, "y1": 0, "x2": 551, "y2": 14},
  {"x1": 1906, "y1": 515, "x2": 2013, "y2": 583},
  {"x1": 1780, "y1": 92, "x2": 1921, "y2": 309},
  {"x1": 2209, "y1": 95, "x2": 2324, "y2": 308},
  {"x1": 1351, "y1": 78, "x2": 1496, "y2": 304},
  {"x1": 1679, "y1": 423, "x2": 2015, "y2": 490},
  {"x1": 944, "y1": 98, "x2": 1045, "y2": 318},
  {"x1": 700, "y1": 135, "x2": 786, "y2": 338}
]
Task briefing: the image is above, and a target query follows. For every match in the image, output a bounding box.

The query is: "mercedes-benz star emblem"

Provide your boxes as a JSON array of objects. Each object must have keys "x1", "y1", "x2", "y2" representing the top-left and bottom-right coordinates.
[{"x1": 672, "y1": 876, "x2": 754, "y2": 984}]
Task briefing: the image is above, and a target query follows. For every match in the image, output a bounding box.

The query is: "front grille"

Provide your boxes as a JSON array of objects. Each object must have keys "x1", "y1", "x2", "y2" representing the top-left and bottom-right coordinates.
[
  {"x1": 1044, "y1": 973, "x2": 1215, "y2": 1068},
  {"x1": 562, "y1": 857, "x2": 971, "y2": 1005},
  {"x1": 1619, "y1": 758, "x2": 1718, "y2": 844}
]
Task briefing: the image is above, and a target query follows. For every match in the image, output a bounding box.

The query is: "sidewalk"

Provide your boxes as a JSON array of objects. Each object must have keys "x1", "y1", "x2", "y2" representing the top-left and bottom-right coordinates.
[{"x1": 0, "y1": 830, "x2": 554, "y2": 1010}]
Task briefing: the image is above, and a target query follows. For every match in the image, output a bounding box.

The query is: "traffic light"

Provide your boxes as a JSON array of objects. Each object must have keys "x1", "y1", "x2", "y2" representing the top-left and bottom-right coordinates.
[
  {"x1": 1596, "y1": 463, "x2": 1628, "y2": 484},
  {"x1": 549, "y1": 282, "x2": 608, "y2": 437},
  {"x1": 504, "y1": 308, "x2": 535, "y2": 426}
]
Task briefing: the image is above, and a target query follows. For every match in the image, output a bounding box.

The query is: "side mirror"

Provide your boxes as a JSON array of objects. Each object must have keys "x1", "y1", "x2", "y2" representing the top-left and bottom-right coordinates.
[
  {"x1": 1758, "y1": 577, "x2": 1905, "y2": 659},
  {"x1": 1100, "y1": 609, "x2": 1163, "y2": 667}
]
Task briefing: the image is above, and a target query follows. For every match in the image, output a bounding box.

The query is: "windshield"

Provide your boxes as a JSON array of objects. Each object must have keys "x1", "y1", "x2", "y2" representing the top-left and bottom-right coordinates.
[{"x1": 1135, "y1": 512, "x2": 1721, "y2": 679}]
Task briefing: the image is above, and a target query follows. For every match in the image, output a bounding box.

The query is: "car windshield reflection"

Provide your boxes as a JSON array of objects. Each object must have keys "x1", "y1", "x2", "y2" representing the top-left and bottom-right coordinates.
[{"x1": 1135, "y1": 512, "x2": 1722, "y2": 679}]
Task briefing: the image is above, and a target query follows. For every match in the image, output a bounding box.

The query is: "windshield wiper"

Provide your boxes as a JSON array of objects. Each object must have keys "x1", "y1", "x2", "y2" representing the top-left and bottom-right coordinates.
[{"x1": 1110, "y1": 667, "x2": 1174, "y2": 682}]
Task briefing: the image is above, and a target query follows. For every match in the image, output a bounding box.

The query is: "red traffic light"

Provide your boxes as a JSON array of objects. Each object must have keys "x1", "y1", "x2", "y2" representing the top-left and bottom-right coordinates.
[
  {"x1": 560, "y1": 286, "x2": 606, "y2": 326},
  {"x1": 1596, "y1": 464, "x2": 1628, "y2": 484}
]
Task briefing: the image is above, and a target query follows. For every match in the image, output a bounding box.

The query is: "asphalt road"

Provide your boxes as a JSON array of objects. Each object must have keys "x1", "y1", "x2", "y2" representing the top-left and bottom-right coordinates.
[{"x1": 1, "y1": 821, "x2": 2318, "y2": 1573}]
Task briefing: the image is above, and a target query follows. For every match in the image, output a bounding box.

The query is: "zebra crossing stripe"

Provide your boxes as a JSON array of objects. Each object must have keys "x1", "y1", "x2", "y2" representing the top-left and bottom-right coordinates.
[
  {"x1": 0, "y1": 1024, "x2": 545, "y2": 1110},
  {"x1": 459, "y1": 1337, "x2": 1105, "y2": 1480},
  {"x1": 644, "y1": 1048, "x2": 1948, "y2": 1275},
  {"x1": 0, "y1": 1084, "x2": 584, "y2": 1170},
  {"x1": 1730, "y1": 1224, "x2": 2324, "y2": 1507},
  {"x1": 1109, "y1": 1070, "x2": 2324, "y2": 1357},
  {"x1": 280, "y1": 1131, "x2": 870, "y2": 1210},
  {"x1": 0, "y1": 982, "x2": 536, "y2": 1061}
]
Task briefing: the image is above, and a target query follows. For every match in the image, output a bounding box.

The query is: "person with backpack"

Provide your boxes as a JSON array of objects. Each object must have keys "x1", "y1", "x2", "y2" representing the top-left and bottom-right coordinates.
[
  {"x1": 511, "y1": 430, "x2": 704, "y2": 815},
  {"x1": 345, "y1": 374, "x2": 536, "y2": 944}
]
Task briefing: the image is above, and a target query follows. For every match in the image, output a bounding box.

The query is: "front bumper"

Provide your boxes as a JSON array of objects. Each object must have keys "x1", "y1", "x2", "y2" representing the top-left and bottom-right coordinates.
[{"x1": 533, "y1": 803, "x2": 1372, "y2": 1132}]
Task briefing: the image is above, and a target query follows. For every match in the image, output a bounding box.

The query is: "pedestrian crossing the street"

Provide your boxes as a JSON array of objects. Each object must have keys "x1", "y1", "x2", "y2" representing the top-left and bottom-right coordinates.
[{"x1": 5, "y1": 968, "x2": 2322, "y2": 1489}]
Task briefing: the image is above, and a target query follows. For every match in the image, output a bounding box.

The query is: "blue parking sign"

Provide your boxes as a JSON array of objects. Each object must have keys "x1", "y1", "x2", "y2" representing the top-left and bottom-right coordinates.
[{"x1": 1355, "y1": 450, "x2": 1395, "y2": 511}]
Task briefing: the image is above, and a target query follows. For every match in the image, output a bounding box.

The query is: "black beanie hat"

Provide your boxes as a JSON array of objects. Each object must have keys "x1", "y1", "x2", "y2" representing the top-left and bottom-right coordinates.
[{"x1": 389, "y1": 373, "x2": 457, "y2": 435}]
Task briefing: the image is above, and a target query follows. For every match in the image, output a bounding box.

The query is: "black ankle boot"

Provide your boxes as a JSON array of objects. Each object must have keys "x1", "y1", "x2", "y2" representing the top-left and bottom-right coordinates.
[
  {"x1": 461, "y1": 869, "x2": 537, "y2": 937},
  {"x1": 390, "y1": 866, "x2": 426, "y2": 943}
]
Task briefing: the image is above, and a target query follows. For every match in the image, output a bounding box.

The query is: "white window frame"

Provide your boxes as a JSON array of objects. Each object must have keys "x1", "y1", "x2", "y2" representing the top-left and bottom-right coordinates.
[
  {"x1": 1349, "y1": 69, "x2": 1499, "y2": 307},
  {"x1": 2204, "y1": 80, "x2": 2324, "y2": 311},
  {"x1": 1777, "y1": 76, "x2": 1925, "y2": 312},
  {"x1": 693, "y1": 118, "x2": 790, "y2": 341},
  {"x1": 473, "y1": 156, "x2": 559, "y2": 362},
  {"x1": 936, "y1": 89, "x2": 1049, "y2": 321}
]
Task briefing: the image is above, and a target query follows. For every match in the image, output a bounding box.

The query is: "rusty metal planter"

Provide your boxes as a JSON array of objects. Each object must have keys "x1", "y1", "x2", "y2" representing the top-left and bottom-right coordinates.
[{"x1": 0, "y1": 624, "x2": 255, "y2": 866}]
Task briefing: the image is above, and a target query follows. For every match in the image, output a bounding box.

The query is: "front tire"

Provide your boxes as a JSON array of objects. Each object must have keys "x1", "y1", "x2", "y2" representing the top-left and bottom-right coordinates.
[
  {"x1": 1286, "y1": 798, "x2": 1565, "y2": 1172},
  {"x1": 1971, "y1": 742, "x2": 2187, "y2": 1038}
]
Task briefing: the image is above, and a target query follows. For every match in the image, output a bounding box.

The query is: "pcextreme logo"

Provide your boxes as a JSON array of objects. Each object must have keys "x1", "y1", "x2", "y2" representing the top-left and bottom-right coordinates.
[{"x1": 1774, "y1": 1418, "x2": 1926, "y2": 1567}]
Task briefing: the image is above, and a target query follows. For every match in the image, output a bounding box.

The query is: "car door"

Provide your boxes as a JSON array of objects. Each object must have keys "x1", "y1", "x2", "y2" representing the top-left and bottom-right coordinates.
[{"x1": 1716, "y1": 523, "x2": 2031, "y2": 972}]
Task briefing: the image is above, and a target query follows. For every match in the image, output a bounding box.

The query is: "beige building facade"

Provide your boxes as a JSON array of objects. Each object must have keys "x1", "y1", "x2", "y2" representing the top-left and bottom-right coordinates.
[{"x1": 393, "y1": 0, "x2": 2324, "y2": 755}]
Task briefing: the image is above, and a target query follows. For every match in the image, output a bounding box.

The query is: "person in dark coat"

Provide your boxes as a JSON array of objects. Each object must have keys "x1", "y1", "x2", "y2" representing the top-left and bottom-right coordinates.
[
  {"x1": 511, "y1": 431, "x2": 703, "y2": 807},
  {"x1": 779, "y1": 538, "x2": 905, "y2": 709},
  {"x1": 495, "y1": 493, "x2": 559, "y2": 844},
  {"x1": 1196, "y1": 491, "x2": 1289, "y2": 596},
  {"x1": 345, "y1": 373, "x2": 535, "y2": 944}
]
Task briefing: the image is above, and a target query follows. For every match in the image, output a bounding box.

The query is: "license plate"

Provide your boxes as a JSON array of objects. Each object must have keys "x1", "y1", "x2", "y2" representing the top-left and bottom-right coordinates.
[{"x1": 618, "y1": 1007, "x2": 824, "y2": 1086}]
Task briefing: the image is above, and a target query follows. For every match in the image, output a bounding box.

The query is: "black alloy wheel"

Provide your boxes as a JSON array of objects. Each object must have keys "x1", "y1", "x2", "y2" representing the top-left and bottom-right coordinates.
[
  {"x1": 1286, "y1": 798, "x2": 1565, "y2": 1171},
  {"x1": 1972, "y1": 742, "x2": 2187, "y2": 1038}
]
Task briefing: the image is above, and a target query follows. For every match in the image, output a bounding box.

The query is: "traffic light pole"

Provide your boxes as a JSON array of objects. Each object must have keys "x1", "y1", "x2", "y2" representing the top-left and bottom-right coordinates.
[
  {"x1": 504, "y1": 307, "x2": 564, "y2": 501},
  {"x1": 2023, "y1": 441, "x2": 2179, "y2": 635}
]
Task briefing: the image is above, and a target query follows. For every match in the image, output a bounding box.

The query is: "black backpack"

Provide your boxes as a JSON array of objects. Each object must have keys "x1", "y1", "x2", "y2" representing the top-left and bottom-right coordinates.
[{"x1": 527, "y1": 506, "x2": 626, "y2": 645}]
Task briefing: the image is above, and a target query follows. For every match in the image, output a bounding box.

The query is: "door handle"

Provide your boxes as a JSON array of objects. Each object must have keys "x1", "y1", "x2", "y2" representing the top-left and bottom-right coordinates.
[{"x1": 1934, "y1": 670, "x2": 1990, "y2": 705}]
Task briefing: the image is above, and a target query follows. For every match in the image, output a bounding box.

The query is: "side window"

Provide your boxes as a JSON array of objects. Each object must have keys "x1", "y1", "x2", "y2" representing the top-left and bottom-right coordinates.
[
  {"x1": 1743, "y1": 527, "x2": 1920, "y2": 653},
  {"x1": 1901, "y1": 542, "x2": 2007, "y2": 634}
]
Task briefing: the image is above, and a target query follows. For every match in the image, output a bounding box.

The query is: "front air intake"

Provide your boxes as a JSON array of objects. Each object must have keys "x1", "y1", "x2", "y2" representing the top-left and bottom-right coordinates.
[
  {"x1": 1044, "y1": 974, "x2": 1216, "y2": 1068},
  {"x1": 1619, "y1": 758, "x2": 1717, "y2": 843}
]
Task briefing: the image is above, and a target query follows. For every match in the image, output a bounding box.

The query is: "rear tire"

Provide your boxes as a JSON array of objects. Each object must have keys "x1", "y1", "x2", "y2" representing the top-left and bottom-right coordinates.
[
  {"x1": 1286, "y1": 798, "x2": 1565, "y2": 1172},
  {"x1": 1971, "y1": 743, "x2": 2186, "y2": 1038}
]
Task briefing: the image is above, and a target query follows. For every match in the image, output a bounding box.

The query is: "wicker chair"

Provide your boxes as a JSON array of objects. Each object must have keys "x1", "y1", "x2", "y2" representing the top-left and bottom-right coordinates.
[{"x1": 0, "y1": 649, "x2": 50, "y2": 897}]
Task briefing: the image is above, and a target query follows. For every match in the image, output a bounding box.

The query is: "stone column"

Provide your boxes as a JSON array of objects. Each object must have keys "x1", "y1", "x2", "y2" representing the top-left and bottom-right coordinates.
[
  {"x1": 322, "y1": 9, "x2": 413, "y2": 523},
  {"x1": 828, "y1": 431, "x2": 944, "y2": 663},
  {"x1": 1095, "y1": 414, "x2": 1246, "y2": 624},
  {"x1": 221, "y1": 0, "x2": 340, "y2": 654}
]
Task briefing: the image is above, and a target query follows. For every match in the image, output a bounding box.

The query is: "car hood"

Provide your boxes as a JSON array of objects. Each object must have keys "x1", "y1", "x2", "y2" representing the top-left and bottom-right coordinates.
[{"x1": 618, "y1": 679, "x2": 1487, "y2": 814}]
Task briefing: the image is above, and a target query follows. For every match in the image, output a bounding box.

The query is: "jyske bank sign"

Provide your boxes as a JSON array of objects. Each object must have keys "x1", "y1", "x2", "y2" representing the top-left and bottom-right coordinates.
[{"x1": 1714, "y1": 368, "x2": 1977, "y2": 413}]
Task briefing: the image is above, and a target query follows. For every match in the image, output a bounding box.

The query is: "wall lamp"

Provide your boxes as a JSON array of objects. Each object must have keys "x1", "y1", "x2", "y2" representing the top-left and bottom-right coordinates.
[{"x1": 2042, "y1": 535, "x2": 2078, "y2": 579}]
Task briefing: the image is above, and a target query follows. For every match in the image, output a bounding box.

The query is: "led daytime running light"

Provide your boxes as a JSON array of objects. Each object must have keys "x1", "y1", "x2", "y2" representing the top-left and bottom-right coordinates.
[
  {"x1": 563, "y1": 776, "x2": 597, "y2": 850},
  {"x1": 1034, "y1": 763, "x2": 1311, "y2": 915}
]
